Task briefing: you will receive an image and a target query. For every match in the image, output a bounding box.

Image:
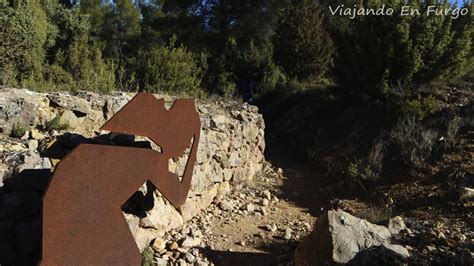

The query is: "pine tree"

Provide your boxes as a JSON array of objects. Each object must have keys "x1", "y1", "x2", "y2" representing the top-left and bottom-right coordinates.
[
  {"x1": 273, "y1": 0, "x2": 335, "y2": 83},
  {"x1": 331, "y1": 0, "x2": 473, "y2": 98},
  {"x1": 102, "y1": 0, "x2": 141, "y2": 68}
]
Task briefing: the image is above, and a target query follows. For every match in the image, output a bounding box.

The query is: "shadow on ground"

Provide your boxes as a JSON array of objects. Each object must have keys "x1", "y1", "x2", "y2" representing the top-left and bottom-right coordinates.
[
  {"x1": 205, "y1": 249, "x2": 278, "y2": 266},
  {"x1": 263, "y1": 135, "x2": 328, "y2": 217},
  {"x1": 0, "y1": 169, "x2": 49, "y2": 265}
]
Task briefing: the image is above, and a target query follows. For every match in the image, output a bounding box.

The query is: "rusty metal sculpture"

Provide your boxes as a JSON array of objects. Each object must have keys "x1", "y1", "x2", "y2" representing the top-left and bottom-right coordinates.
[{"x1": 41, "y1": 92, "x2": 200, "y2": 265}]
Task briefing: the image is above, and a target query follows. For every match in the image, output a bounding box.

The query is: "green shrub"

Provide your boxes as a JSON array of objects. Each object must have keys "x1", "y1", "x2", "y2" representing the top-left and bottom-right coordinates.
[
  {"x1": 141, "y1": 246, "x2": 154, "y2": 266},
  {"x1": 347, "y1": 161, "x2": 378, "y2": 183},
  {"x1": 274, "y1": 0, "x2": 334, "y2": 83},
  {"x1": 0, "y1": 0, "x2": 48, "y2": 84},
  {"x1": 45, "y1": 64, "x2": 78, "y2": 91},
  {"x1": 80, "y1": 50, "x2": 117, "y2": 93},
  {"x1": 400, "y1": 95, "x2": 438, "y2": 120},
  {"x1": 46, "y1": 116, "x2": 69, "y2": 132},
  {"x1": 329, "y1": 1, "x2": 473, "y2": 99},
  {"x1": 140, "y1": 37, "x2": 203, "y2": 96},
  {"x1": 11, "y1": 123, "x2": 28, "y2": 138}
]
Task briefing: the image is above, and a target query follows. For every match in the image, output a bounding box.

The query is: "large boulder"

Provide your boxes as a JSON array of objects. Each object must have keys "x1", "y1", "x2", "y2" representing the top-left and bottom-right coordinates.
[
  {"x1": 0, "y1": 89, "x2": 51, "y2": 136},
  {"x1": 294, "y1": 210, "x2": 409, "y2": 265}
]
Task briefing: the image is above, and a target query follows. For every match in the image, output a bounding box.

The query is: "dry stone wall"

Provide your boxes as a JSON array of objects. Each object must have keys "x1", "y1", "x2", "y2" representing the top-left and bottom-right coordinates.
[{"x1": 0, "y1": 88, "x2": 265, "y2": 263}]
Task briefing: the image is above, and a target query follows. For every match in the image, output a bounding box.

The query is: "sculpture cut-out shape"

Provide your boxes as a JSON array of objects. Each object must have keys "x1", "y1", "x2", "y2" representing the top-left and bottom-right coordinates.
[{"x1": 41, "y1": 92, "x2": 201, "y2": 265}]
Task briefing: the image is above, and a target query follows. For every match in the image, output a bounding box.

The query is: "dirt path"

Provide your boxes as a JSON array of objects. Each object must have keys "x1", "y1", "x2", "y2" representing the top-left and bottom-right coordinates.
[
  {"x1": 155, "y1": 139, "x2": 324, "y2": 266},
  {"x1": 196, "y1": 162, "x2": 318, "y2": 265}
]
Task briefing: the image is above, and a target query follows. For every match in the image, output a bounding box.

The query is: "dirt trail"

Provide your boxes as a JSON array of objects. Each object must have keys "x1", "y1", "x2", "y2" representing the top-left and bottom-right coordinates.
[{"x1": 196, "y1": 138, "x2": 325, "y2": 265}]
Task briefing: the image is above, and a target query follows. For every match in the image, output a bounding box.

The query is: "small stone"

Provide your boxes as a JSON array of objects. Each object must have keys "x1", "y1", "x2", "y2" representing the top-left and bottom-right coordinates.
[
  {"x1": 260, "y1": 207, "x2": 267, "y2": 216},
  {"x1": 8, "y1": 143, "x2": 26, "y2": 152},
  {"x1": 195, "y1": 259, "x2": 208, "y2": 266},
  {"x1": 388, "y1": 216, "x2": 408, "y2": 235},
  {"x1": 180, "y1": 227, "x2": 190, "y2": 235},
  {"x1": 190, "y1": 248, "x2": 200, "y2": 257},
  {"x1": 263, "y1": 223, "x2": 277, "y2": 232},
  {"x1": 193, "y1": 237, "x2": 202, "y2": 246},
  {"x1": 181, "y1": 237, "x2": 195, "y2": 248},
  {"x1": 20, "y1": 131, "x2": 29, "y2": 140},
  {"x1": 168, "y1": 241, "x2": 179, "y2": 250},
  {"x1": 459, "y1": 187, "x2": 474, "y2": 201},
  {"x1": 284, "y1": 227, "x2": 292, "y2": 240},
  {"x1": 219, "y1": 200, "x2": 234, "y2": 211},
  {"x1": 28, "y1": 139, "x2": 38, "y2": 152},
  {"x1": 30, "y1": 129, "x2": 45, "y2": 140},
  {"x1": 457, "y1": 234, "x2": 467, "y2": 242},
  {"x1": 437, "y1": 232, "x2": 446, "y2": 239},
  {"x1": 185, "y1": 253, "x2": 196, "y2": 263},
  {"x1": 303, "y1": 222, "x2": 312, "y2": 231},
  {"x1": 261, "y1": 190, "x2": 272, "y2": 200},
  {"x1": 155, "y1": 258, "x2": 168, "y2": 266},
  {"x1": 152, "y1": 238, "x2": 166, "y2": 252},
  {"x1": 238, "y1": 240, "x2": 246, "y2": 246},
  {"x1": 245, "y1": 203, "x2": 255, "y2": 212},
  {"x1": 191, "y1": 228, "x2": 202, "y2": 238}
]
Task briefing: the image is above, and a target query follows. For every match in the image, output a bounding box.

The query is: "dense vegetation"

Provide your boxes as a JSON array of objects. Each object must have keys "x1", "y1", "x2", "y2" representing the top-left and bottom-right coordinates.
[{"x1": 1, "y1": 0, "x2": 472, "y2": 98}]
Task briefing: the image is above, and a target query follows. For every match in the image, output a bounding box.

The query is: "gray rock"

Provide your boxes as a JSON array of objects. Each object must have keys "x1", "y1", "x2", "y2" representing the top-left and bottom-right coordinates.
[
  {"x1": 134, "y1": 227, "x2": 157, "y2": 252},
  {"x1": 124, "y1": 213, "x2": 139, "y2": 240},
  {"x1": 262, "y1": 223, "x2": 277, "y2": 232},
  {"x1": 382, "y1": 243, "x2": 410, "y2": 259},
  {"x1": 48, "y1": 93, "x2": 91, "y2": 116},
  {"x1": 28, "y1": 139, "x2": 38, "y2": 152},
  {"x1": 261, "y1": 190, "x2": 272, "y2": 201},
  {"x1": 0, "y1": 89, "x2": 40, "y2": 136},
  {"x1": 195, "y1": 259, "x2": 209, "y2": 266},
  {"x1": 104, "y1": 95, "x2": 131, "y2": 119},
  {"x1": 59, "y1": 110, "x2": 80, "y2": 130},
  {"x1": 459, "y1": 187, "x2": 474, "y2": 201},
  {"x1": 155, "y1": 258, "x2": 168, "y2": 266},
  {"x1": 219, "y1": 200, "x2": 234, "y2": 211},
  {"x1": 0, "y1": 165, "x2": 9, "y2": 187},
  {"x1": 178, "y1": 259, "x2": 188, "y2": 266},
  {"x1": 16, "y1": 153, "x2": 51, "y2": 173},
  {"x1": 140, "y1": 193, "x2": 183, "y2": 232},
  {"x1": 245, "y1": 203, "x2": 255, "y2": 212},
  {"x1": 388, "y1": 216, "x2": 408, "y2": 235},
  {"x1": 181, "y1": 236, "x2": 195, "y2": 248},
  {"x1": 185, "y1": 252, "x2": 196, "y2": 263},
  {"x1": 29, "y1": 129, "x2": 45, "y2": 140},
  {"x1": 294, "y1": 210, "x2": 399, "y2": 265},
  {"x1": 284, "y1": 227, "x2": 292, "y2": 240}
]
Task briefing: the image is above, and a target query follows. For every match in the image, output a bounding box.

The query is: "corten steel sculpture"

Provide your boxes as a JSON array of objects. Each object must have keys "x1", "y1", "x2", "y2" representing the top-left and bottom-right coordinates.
[{"x1": 41, "y1": 92, "x2": 201, "y2": 265}]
